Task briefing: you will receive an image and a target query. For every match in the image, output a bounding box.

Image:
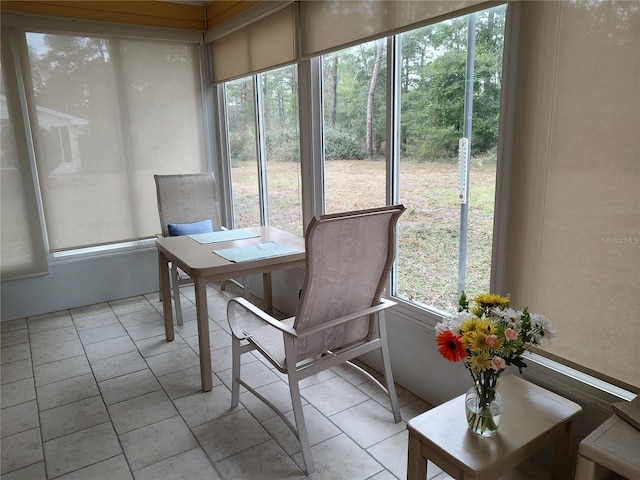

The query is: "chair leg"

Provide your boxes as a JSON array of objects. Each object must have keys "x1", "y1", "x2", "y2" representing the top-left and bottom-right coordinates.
[
  {"x1": 379, "y1": 313, "x2": 401, "y2": 423},
  {"x1": 231, "y1": 336, "x2": 241, "y2": 408},
  {"x1": 171, "y1": 264, "x2": 183, "y2": 326},
  {"x1": 288, "y1": 375, "x2": 315, "y2": 475}
]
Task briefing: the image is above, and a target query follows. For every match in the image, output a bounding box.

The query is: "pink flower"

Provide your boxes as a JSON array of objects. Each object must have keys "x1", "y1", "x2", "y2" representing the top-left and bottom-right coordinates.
[
  {"x1": 491, "y1": 356, "x2": 506, "y2": 371},
  {"x1": 504, "y1": 328, "x2": 518, "y2": 341},
  {"x1": 485, "y1": 334, "x2": 498, "y2": 347}
]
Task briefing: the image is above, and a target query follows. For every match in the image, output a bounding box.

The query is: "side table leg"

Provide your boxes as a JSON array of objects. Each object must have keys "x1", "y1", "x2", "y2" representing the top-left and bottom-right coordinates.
[
  {"x1": 552, "y1": 421, "x2": 573, "y2": 480},
  {"x1": 574, "y1": 454, "x2": 596, "y2": 480},
  {"x1": 407, "y1": 431, "x2": 427, "y2": 480}
]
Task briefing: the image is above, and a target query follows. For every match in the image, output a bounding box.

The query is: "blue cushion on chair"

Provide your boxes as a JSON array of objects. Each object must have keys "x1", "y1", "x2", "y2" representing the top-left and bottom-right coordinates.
[{"x1": 168, "y1": 219, "x2": 214, "y2": 236}]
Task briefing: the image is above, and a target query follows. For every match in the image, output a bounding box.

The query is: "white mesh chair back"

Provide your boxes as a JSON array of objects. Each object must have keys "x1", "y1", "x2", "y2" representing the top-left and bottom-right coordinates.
[
  {"x1": 293, "y1": 205, "x2": 405, "y2": 362},
  {"x1": 154, "y1": 173, "x2": 223, "y2": 237}
]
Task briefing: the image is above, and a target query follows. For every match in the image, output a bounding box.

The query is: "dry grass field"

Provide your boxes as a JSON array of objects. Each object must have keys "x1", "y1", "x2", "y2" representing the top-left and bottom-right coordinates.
[{"x1": 232, "y1": 158, "x2": 496, "y2": 312}]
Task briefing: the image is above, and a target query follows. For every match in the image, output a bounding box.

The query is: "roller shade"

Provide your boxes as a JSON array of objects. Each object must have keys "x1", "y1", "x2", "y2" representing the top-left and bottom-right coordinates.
[
  {"x1": 211, "y1": 2, "x2": 297, "y2": 83},
  {"x1": 299, "y1": 0, "x2": 490, "y2": 58}
]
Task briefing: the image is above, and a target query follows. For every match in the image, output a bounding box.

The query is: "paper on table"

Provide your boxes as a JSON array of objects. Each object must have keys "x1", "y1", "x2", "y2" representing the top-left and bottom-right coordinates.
[
  {"x1": 189, "y1": 229, "x2": 259, "y2": 244},
  {"x1": 213, "y1": 242, "x2": 300, "y2": 263}
]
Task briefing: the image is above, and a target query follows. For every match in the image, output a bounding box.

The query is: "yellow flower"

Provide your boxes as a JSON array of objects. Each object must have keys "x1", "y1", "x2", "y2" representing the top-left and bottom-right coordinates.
[
  {"x1": 460, "y1": 317, "x2": 491, "y2": 335},
  {"x1": 467, "y1": 351, "x2": 491, "y2": 372},
  {"x1": 465, "y1": 330, "x2": 491, "y2": 353},
  {"x1": 472, "y1": 293, "x2": 510, "y2": 315}
]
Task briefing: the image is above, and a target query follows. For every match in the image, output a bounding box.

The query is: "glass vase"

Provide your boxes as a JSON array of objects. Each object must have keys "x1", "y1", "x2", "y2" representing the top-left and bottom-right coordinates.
[{"x1": 464, "y1": 383, "x2": 503, "y2": 437}]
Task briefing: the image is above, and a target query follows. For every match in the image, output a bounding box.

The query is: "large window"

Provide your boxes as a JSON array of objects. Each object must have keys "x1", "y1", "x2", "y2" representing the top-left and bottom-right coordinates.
[
  {"x1": 24, "y1": 33, "x2": 206, "y2": 250},
  {"x1": 395, "y1": 8, "x2": 505, "y2": 312},
  {"x1": 314, "y1": 8, "x2": 506, "y2": 313},
  {"x1": 322, "y1": 40, "x2": 388, "y2": 213},
  {"x1": 224, "y1": 65, "x2": 302, "y2": 235}
]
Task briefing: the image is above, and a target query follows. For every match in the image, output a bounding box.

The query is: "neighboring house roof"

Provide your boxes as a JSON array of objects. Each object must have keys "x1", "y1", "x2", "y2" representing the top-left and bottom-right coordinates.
[{"x1": 1, "y1": 95, "x2": 89, "y2": 129}]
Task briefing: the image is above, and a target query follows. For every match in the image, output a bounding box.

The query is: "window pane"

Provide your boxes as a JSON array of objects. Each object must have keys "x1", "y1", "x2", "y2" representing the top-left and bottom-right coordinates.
[
  {"x1": 263, "y1": 65, "x2": 303, "y2": 236},
  {"x1": 1, "y1": 66, "x2": 47, "y2": 279},
  {"x1": 395, "y1": 7, "x2": 505, "y2": 312},
  {"x1": 26, "y1": 33, "x2": 206, "y2": 250},
  {"x1": 322, "y1": 40, "x2": 387, "y2": 214},
  {"x1": 226, "y1": 77, "x2": 261, "y2": 228}
]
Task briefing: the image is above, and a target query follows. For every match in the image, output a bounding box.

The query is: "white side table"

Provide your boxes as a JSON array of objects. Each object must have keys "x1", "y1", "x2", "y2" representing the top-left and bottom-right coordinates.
[
  {"x1": 407, "y1": 375, "x2": 582, "y2": 480},
  {"x1": 574, "y1": 414, "x2": 640, "y2": 480}
]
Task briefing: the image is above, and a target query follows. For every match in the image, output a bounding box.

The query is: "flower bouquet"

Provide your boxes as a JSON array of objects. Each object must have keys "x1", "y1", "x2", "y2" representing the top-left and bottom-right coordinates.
[{"x1": 435, "y1": 292, "x2": 555, "y2": 437}]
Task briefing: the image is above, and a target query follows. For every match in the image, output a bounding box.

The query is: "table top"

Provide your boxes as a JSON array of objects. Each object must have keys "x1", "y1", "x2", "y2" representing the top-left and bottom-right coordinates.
[
  {"x1": 155, "y1": 226, "x2": 305, "y2": 279},
  {"x1": 407, "y1": 375, "x2": 582, "y2": 476},
  {"x1": 579, "y1": 414, "x2": 640, "y2": 479}
]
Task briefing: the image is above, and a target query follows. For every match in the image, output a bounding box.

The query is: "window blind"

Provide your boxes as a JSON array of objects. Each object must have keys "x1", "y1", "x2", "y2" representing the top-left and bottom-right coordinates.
[{"x1": 504, "y1": 1, "x2": 639, "y2": 390}]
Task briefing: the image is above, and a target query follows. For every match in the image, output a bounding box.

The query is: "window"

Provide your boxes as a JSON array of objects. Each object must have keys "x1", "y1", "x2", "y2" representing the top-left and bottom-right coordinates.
[
  {"x1": 24, "y1": 32, "x2": 206, "y2": 251},
  {"x1": 1, "y1": 60, "x2": 48, "y2": 279},
  {"x1": 223, "y1": 65, "x2": 302, "y2": 235},
  {"x1": 322, "y1": 40, "x2": 388, "y2": 214},
  {"x1": 394, "y1": 8, "x2": 506, "y2": 313}
]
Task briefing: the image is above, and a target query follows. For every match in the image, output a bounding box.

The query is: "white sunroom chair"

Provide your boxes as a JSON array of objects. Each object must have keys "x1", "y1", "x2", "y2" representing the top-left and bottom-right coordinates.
[
  {"x1": 227, "y1": 204, "x2": 405, "y2": 474},
  {"x1": 155, "y1": 173, "x2": 227, "y2": 325}
]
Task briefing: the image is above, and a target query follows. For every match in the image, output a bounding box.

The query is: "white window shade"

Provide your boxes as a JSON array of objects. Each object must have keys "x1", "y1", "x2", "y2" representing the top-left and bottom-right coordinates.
[
  {"x1": 505, "y1": 1, "x2": 640, "y2": 390},
  {"x1": 211, "y1": 3, "x2": 297, "y2": 83},
  {"x1": 299, "y1": 0, "x2": 489, "y2": 58},
  {"x1": 25, "y1": 34, "x2": 207, "y2": 251}
]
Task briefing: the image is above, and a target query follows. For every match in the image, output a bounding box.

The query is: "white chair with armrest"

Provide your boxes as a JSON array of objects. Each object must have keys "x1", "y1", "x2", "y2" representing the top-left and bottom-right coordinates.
[{"x1": 227, "y1": 204, "x2": 405, "y2": 474}]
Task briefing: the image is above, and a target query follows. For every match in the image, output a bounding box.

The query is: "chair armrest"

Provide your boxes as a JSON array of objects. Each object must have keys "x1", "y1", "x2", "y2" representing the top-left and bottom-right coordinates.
[
  {"x1": 297, "y1": 298, "x2": 397, "y2": 338},
  {"x1": 227, "y1": 297, "x2": 297, "y2": 339}
]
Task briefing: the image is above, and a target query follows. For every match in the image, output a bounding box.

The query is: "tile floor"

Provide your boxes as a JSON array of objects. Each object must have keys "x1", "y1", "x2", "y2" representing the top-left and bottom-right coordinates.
[{"x1": 1, "y1": 282, "x2": 452, "y2": 480}]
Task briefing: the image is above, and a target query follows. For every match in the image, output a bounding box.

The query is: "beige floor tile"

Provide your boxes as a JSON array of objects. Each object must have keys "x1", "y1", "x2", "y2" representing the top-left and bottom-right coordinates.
[
  {"x1": 1, "y1": 358, "x2": 33, "y2": 385},
  {"x1": 301, "y1": 376, "x2": 369, "y2": 417},
  {"x1": 33, "y1": 356, "x2": 92, "y2": 387},
  {"x1": 119, "y1": 416, "x2": 198, "y2": 471},
  {"x1": 157, "y1": 366, "x2": 221, "y2": 400},
  {"x1": 125, "y1": 320, "x2": 168, "y2": 342},
  {"x1": 0, "y1": 461, "x2": 46, "y2": 480},
  {"x1": 1, "y1": 377, "x2": 36, "y2": 407},
  {"x1": 1, "y1": 329, "x2": 29, "y2": 348},
  {"x1": 108, "y1": 390, "x2": 177, "y2": 435},
  {"x1": 72, "y1": 310, "x2": 119, "y2": 330},
  {"x1": 109, "y1": 296, "x2": 153, "y2": 316},
  {"x1": 0, "y1": 318, "x2": 27, "y2": 332},
  {"x1": 134, "y1": 447, "x2": 221, "y2": 480},
  {"x1": 329, "y1": 398, "x2": 406, "y2": 449},
  {"x1": 40, "y1": 396, "x2": 109, "y2": 441},
  {"x1": 99, "y1": 369, "x2": 162, "y2": 406},
  {"x1": 192, "y1": 409, "x2": 271, "y2": 463},
  {"x1": 135, "y1": 334, "x2": 188, "y2": 358},
  {"x1": 27, "y1": 312, "x2": 73, "y2": 333},
  {"x1": 36, "y1": 374, "x2": 99, "y2": 411},
  {"x1": 1, "y1": 400, "x2": 39, "y2": 438},
  {"x1": 1, "y1": 427, "x2": 43, "y2": 475},
  {"x1": 43, "y1": 422, "x2": 121, "y2": 478},
  {"x1": 84, "y1": 335, "x2": 137, "y2": 362},
  {"x1": 78, "y1": 322, "x2": 128, "y2": 346},
  {"x1": 261, "y1": 404, "x2": 341, "y2": 456},
  {"x1": 91, "y1": 351, "x2": 148, "y2": 382},
  {"x1": 173, "y1": 384, "x2": 240, "y2": 428},
  {"x1": 296, "y1": 433, "x2": 383, "y2": 480},
  {"x1": 55, "y1": 455, "x2": 133, "y2": 480},
  {"x1": 1, "y1": 343, "x2": 31, "y2": 364},
  {"x1": 29, "y1": 326, "x2": 78, "y2": 349},
  {"x1": 145, "y1": 347, "x2": 200, "y2": 377},
  {"x1": 367, "y1": 430, "x2": 409, "y2": 479},
  {"x1": 31, "y1": 338, "x2": 85, "y2": 366},
  {"x1": 214, "y1": 439, "x2": 304, "y2": 480}
]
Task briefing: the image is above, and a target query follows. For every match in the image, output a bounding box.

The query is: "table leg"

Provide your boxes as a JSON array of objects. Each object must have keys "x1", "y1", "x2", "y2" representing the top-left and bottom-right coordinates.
[
  {"x1": 194, "y1": 277, "x2": 213, "y2": 392},
  {"x1": 551, "y1": 421, "x2": 573, "y2": 480},
  {"x1": 263, "y1": 272, "x2": 273, "y2": 314},
  {"x1": 574, "y1": 454, "x2": 597, "y2": 480},
  {"x1": 407, "y1": 431, "x2": 427, "y2": 480},
  {"x1": 158, "y1": 250, "x2": 174, "y2": 342}
]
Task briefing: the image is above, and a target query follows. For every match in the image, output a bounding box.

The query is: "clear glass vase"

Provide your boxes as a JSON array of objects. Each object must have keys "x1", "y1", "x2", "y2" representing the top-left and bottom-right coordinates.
[{"x1": 464, "y1": 383, "x2": 503, "y2": 437}]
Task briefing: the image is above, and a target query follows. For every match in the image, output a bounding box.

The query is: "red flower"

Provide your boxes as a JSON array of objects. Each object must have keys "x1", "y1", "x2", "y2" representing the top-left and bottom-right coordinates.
[{"x1": 436, "y1": 331, "x2": 467, "y2": 362}]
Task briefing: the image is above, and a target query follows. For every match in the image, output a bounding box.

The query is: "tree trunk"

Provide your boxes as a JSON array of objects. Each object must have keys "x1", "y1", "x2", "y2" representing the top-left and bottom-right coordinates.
[
  {"x1": 330, "y1": 56, "x2": 338, "y2": 127},
  {"x1": 366, "y1": 40, "x2": 384, "y2": 159}
]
